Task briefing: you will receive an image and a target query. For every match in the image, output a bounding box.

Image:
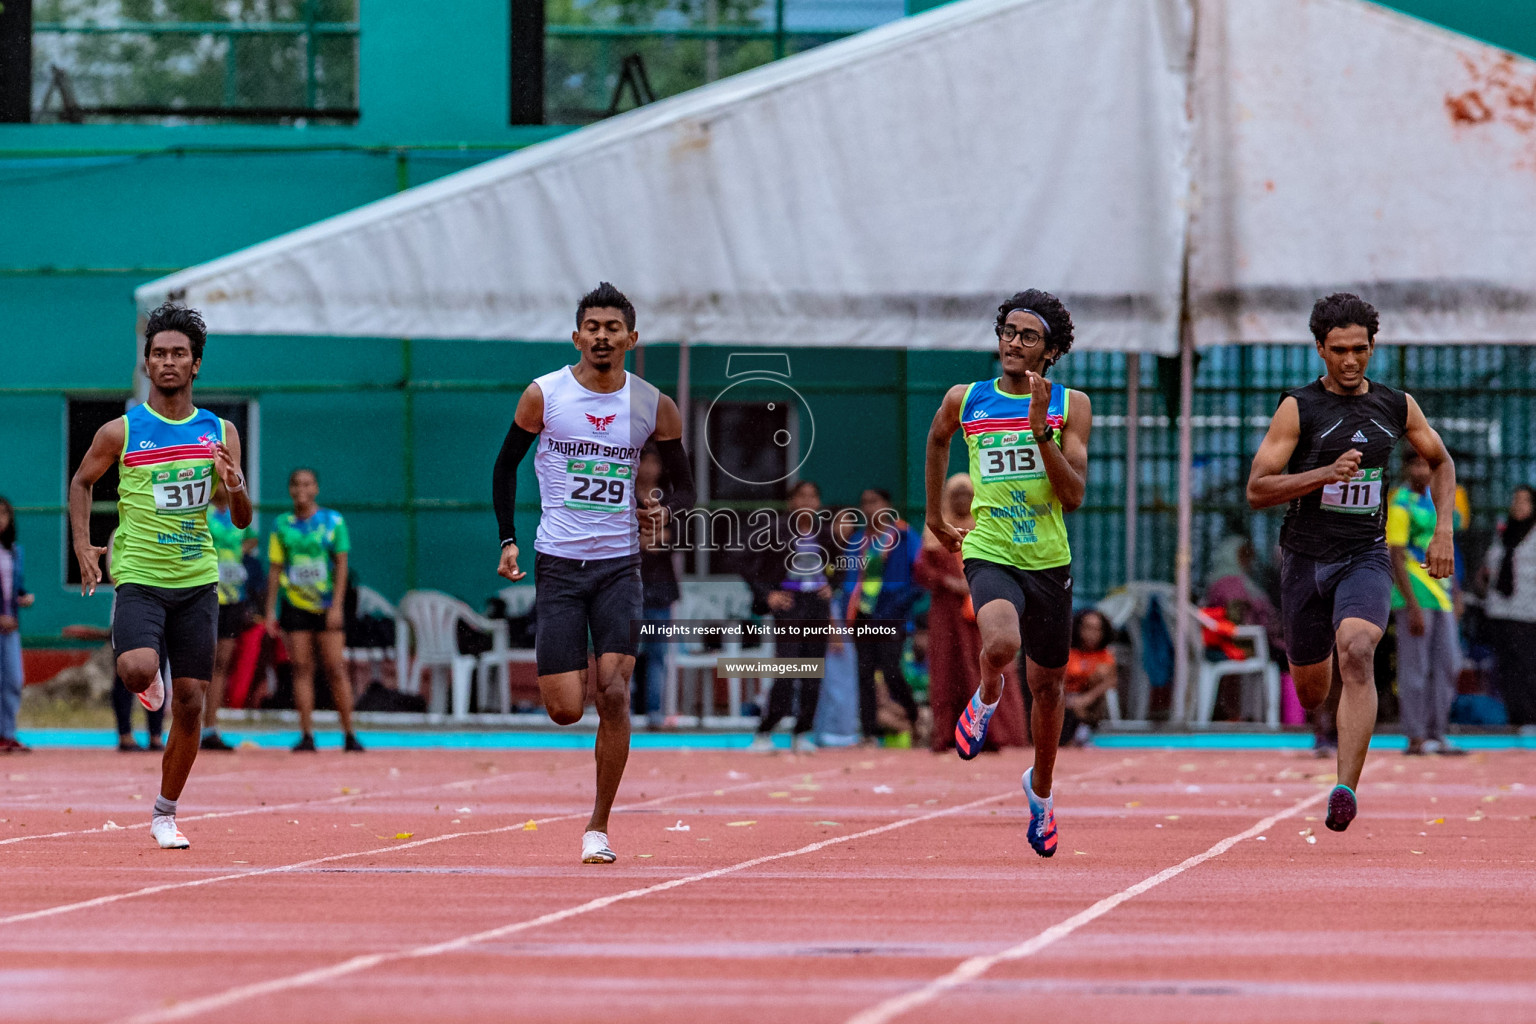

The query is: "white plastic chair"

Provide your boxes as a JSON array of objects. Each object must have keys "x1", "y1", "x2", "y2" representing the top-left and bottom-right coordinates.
[
  {"x1": 478, "y1": 585, "x2": 540, "y2": 712},
  {"x1": 397, "y1": 590, "x2": 508, "y2": 720},
  {"x1": 1096, "y1": 582, "x2": 1176, "y2": 722},
  {"x1": 1189, "y1": 608, "x2": 1281, "y2": 726},
  {"x1": 665, "y1": 579, "x2": 771, "y2": 722}
]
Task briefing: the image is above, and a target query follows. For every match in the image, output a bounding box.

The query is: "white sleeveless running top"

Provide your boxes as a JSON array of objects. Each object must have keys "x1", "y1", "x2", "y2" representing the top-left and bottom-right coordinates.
[{"x1": 532, "y1": 366, "x2": 661, "y2": 560}]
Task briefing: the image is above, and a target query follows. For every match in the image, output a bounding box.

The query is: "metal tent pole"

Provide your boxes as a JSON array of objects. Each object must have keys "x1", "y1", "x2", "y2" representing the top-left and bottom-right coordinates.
[
  {"x1": 1170, "y1": 321, "x2": 1195, "y2": 722},
  {"x1": 1124, "y1": 352, "x2": 1140, "y2": 583}
]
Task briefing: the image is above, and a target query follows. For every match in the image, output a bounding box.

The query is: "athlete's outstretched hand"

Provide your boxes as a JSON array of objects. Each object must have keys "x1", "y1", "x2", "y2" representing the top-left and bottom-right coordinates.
[
  {"x1": 75, "y1": 540, "x2": 108, "y2": 596},
  {"x1": 1025, "y1": 371, "x2": 1053, "y2": 439},
  {"x1": 926, "y1": 516, "x2": 966, "y2": 554},
  {"x1": 1424, "y1": 530, "x2": 1455, "y2": 580},
  {"x1": 1327, "y1": 448, "x2": 1363, "y2": 482},
  {"x1": 498, "y1": 542, "x2": 526, "y2": 582}
]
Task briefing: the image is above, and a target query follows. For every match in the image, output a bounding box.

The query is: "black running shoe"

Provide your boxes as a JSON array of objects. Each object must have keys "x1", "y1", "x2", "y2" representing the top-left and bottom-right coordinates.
[
  {"x1": 343, "y1": 732, "x2": 366, "y2": 753},
  {"x1": 1324, "y1": 784, "x2": 1357, "y2": 832},
  {"x1": 292, "y1": 733, "x2": 317, "y2": 752},
  {"x1": 200, "y1": 732, "x2": 234, "y2": 752}
]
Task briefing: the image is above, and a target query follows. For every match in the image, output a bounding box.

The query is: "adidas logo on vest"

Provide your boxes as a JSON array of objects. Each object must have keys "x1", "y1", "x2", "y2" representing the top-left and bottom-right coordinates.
[{"x1": 1350, "y1": 430, "x2": 1368, "y2": 443}]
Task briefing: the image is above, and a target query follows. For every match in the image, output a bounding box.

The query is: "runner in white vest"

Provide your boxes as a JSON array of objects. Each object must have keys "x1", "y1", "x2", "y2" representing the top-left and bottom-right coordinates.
[{"x1": 491, "y1": 283, "x2": 695, "y2": 864}]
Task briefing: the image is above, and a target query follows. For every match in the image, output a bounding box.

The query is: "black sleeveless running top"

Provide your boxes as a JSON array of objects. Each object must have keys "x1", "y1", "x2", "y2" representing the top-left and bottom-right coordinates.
[{"x1": 1278, "y1": 378, "x2": 1409, "y2": 561}]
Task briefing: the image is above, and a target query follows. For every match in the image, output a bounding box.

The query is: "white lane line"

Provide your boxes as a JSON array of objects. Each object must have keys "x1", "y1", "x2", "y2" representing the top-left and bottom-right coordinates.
[
  {"x1": 110, "y1": 790, "x2": 1019, "y2": 1024},
  {"x1": 842, "y1": 786, "x2": 1333, "y2": 1024},
  {"x1": 0, "y1": 764, "x2": 856, "y2": 926},
  {"x1": 0, "y1": 760, "x2": 595, "y2": 847},
  {"x1": 4, "y1": 766, "x2": 276, "y2": 805}
]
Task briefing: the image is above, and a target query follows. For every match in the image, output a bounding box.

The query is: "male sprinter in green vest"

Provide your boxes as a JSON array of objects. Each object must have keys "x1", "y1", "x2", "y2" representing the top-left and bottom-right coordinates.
[
  {"x1": 924, "y1": 289, "x2": 1091, "y2": 858},
  {"x1": 70, "y1": 303, "x2": 252, "y2": 850}
]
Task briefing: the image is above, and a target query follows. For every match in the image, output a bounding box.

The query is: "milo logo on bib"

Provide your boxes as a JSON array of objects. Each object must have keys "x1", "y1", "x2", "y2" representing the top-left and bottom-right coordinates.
[
  {"x1": 149, "y1": 465, "x2": 214, "y2": 515},
  {"x1": 976, "y1": 431, "x2": 1046, "y2": 483},
  {"x1": 565, "y1": 458, "x2": 632, "y2": 512}
]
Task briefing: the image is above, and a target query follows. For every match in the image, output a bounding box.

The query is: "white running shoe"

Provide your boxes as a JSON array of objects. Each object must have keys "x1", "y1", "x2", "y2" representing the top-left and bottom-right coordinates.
[
  {"x1": 150, "y1": 814, "x2": 189, "y2": 850},
  {"x1": 581, "y1": 830, "x2": 616, "y2": 864},
  {"x1": 748, "y1": 733, "x2": 776, "y2": 753},
  {"x1": 791, "y1": 734, "x2": 817, "y2": 755},
  {"x1": 137, "y1": 674, "x2": 165, "y2": 713}
]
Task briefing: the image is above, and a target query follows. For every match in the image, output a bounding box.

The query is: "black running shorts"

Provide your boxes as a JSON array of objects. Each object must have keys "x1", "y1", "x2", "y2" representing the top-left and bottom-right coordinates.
[
  {"x1": 1280, "y1": 546, "x2": 1393, "y2": 667},
  {"x1": 534, "y1": 552, "x2": 642, "y2": 675},
  {"x1": 217, "y1": 601, "x2": 252, "y2": 640},
  {"x1": 962, "y1": 558, "x2": 1074, "y2": 669},
  {"x1": 279, "y1": 604, "x2": 331, "y2": 634},
  {"x1": 112, "y1": 582, "x2": 218, "y2": 682}
]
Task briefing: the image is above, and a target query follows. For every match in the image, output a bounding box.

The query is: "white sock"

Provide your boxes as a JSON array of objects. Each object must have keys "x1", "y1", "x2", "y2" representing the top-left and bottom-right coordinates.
[
  {"x1": 153, "y1": 795, "x2": 177, "y2": 817},
  {"x1": 978, "y1": 676, "x2": 1003, "y2": 710},
  {"x1": 1026, "y1": 770, "x2": 1052, "y2": 807}
]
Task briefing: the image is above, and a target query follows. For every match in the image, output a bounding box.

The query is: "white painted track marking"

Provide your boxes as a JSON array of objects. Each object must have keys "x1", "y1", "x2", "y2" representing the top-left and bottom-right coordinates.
[{"x1": 842, "y1": 787, "x2": 1332, "y2": 1024}]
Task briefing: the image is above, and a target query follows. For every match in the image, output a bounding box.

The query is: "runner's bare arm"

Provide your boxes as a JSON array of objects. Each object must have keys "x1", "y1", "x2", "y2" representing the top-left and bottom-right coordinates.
[
  {"x1": 1246, "y1": 397, "x2": 1359, "y2": 509},
  {"x1": 1403, "y1": 394, "x2": 1456, "y2": 579},
  {"x1": 68, "y1": 418, "x2": 124, "y2": 596},
  {"x1": 923, "y1": 385, "x2": 967, "y2": 553},
  {"x1": 651, "y1": 393, "x2": 682, "y2": 442},
  {"x1": 216, "y1": 421, "x2": 254, "y2": 529},
  {"x1": 492, "y1": 383, "x2": 545, "y2": 582},
  {"x1": 1034, "y1": 386, "x2": 1090, "y2": 512}
]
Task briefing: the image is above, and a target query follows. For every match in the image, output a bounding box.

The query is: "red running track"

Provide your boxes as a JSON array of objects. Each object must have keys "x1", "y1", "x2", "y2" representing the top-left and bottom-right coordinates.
[{"x1": 2, "y1": 746, "x2": 1534, "y2": 1023}]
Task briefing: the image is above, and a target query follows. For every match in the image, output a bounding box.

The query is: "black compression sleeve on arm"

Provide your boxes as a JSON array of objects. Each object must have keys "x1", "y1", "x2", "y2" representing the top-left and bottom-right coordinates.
[
  {"x1": 655, "y1": 437, "x2": 696, "y2": 515},
  {"x1": 492, "y1": 423, "x2": 538, "y2": 545}
]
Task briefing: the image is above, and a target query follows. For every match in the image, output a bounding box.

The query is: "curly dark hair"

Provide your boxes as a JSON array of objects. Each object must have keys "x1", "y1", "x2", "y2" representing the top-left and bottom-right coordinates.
[
  {"x1": 1309, "y1": 292, "x2": 1379, "y2": 343},
  {"x1": 1071, "y1": 608, "x2": 1112, "y2": 652},
  {"x1": 143, "y1": 302, "x2": 208, "y2": 361},
  {"x1": 577, "y1": 281, "x2": 637, "y2": 332},
  {"x1": 995, "y1": 289, "x2": 1074, "y2": 368}
]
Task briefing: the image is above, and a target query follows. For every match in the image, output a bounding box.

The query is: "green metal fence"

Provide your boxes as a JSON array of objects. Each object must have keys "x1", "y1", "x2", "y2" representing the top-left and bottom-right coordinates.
[{"x1": 1062, "y1": 344, "x2": 1536, "y2": 601}]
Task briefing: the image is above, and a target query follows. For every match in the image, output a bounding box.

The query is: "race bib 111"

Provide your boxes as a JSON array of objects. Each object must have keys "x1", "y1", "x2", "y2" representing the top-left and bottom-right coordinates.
[
  {"x1": 1320, "y1": 467, "x2": 1384, "y2": 514},
  {"x1": 564, "y1": 459, "x2": 631, "y2": 512}
]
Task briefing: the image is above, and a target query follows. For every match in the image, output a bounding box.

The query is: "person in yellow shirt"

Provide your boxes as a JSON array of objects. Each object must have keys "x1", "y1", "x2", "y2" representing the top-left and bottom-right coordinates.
[{"x1": 1386, "y1": 451, "x2": 1465, "y2": 756}]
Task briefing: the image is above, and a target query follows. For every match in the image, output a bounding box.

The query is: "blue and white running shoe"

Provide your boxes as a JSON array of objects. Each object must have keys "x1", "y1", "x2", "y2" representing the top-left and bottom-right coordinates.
[
  {"x1": 1023, "y1": 767, "x2": 1058, "y2": 858},
  {"x1": 954, "y1": 684, "x2": 999, "y2": 760}
]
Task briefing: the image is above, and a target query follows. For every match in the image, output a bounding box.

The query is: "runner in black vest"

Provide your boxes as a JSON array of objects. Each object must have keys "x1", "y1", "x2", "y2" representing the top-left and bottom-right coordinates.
[{"x1": 1248, "y1": 293, "x2": 1455, "y2": 833}]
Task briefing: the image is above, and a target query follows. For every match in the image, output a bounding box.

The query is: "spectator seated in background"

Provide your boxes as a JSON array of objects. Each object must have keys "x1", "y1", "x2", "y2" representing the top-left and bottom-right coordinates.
[
  {"x1": 1203, "y1": 534, "x2": 1283, "y2": 657},
  {"x1": 1062, "y1": 609, "x2": 1118, "y2": 747}
]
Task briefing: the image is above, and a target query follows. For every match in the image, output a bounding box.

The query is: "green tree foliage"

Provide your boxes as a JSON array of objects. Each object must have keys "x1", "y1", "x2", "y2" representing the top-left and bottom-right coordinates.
[
  {"x1": 545, "y1": 0, "x2": 812, "y2": 123},
  {"x1": 33, "y1": 0, "x2": 357, "y2": 118}
]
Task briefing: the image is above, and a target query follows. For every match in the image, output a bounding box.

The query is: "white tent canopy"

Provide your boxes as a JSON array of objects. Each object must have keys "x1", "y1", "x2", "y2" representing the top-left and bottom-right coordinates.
[
  {"x1": 138, "y1": 0, "x2": 1536, "y2": 350},
  {"x1": 1189, "y1": 0, "x2": 1536, "y2": 346},
  {"x1": 137, "y1": 0, "x2": 1193, "y2": 353}
]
